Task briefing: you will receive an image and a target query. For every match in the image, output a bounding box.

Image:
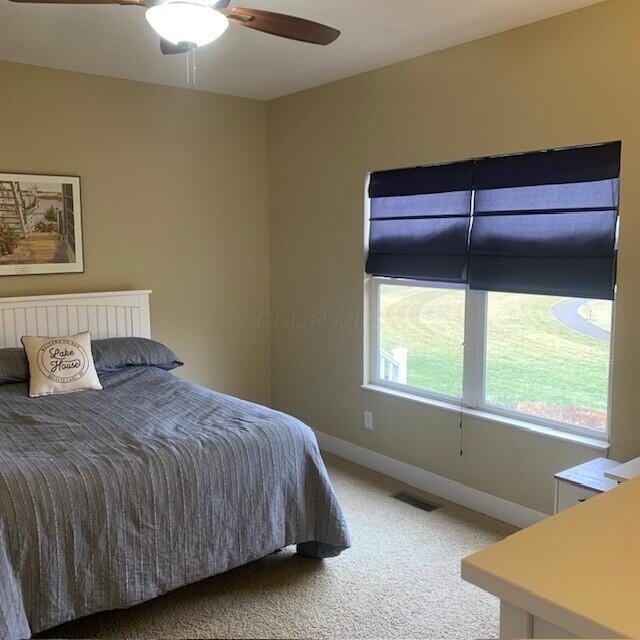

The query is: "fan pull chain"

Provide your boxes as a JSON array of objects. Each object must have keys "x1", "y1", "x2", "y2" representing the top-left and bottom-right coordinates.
[
  {"x1": 185, "y1": 48, "x2": 197, "y2": 86},
  {"x1": 184, "y1": 48, "x2": 195, "y2": 85},
  {"x1": 193, "y1": 48, "x2": 197, "y2": 85}
]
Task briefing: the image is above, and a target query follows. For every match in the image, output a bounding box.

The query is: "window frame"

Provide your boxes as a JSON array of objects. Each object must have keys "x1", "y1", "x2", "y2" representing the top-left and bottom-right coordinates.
[{"x1": 367, "y1": 276, "x2": 613, "y2": 442}]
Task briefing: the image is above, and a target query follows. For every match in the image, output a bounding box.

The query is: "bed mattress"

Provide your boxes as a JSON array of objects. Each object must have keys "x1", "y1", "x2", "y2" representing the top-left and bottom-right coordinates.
[{"x1": 0, "y1": 366, "x2": 350, "y2": 639}]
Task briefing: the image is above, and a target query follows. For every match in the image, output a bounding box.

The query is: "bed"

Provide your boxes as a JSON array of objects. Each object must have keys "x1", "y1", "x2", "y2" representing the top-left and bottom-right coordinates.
[{"x1": 0, "y1": 291, "x2": 350, "y2": 640}]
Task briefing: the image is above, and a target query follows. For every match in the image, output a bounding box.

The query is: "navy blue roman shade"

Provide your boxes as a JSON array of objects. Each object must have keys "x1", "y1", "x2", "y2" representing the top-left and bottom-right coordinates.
[
  {"x1": 366, "y1": 161, "x2": 474, "y2": 282},
  {"x1": 366, "y1": 141, "x2": 621, "y2": 299},
  {"x1": 469, "y1": 142, "x2": 621, "y2": 299}
]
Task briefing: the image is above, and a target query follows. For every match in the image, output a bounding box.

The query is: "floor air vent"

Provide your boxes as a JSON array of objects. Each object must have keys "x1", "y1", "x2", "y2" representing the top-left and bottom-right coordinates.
[{"x1": 391, "y1": 491, "x2": 441, "y2": 512}]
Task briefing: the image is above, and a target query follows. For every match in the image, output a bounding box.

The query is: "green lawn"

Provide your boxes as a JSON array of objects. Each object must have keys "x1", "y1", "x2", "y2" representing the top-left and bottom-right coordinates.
[{"x1": 379, "y1": 286, "x2": 612, "y2": 430}]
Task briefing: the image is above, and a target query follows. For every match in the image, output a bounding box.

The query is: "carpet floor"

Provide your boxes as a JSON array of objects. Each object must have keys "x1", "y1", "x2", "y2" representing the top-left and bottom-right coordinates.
[{"x1": 39, "y1": 453, "x2": 516, "y2": 639}]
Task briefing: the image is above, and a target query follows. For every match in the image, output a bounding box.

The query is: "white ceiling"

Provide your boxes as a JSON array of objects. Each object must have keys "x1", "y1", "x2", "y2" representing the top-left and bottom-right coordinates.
[{"x1": 0, "y1": 0, "x2": 604, "y2": 100}]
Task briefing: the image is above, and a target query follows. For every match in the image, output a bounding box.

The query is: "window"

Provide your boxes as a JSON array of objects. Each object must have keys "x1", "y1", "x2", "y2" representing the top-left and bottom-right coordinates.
[
  {"x1": 366, "y1": 142, "x2": 620, "y2": 439},
  {"x1": 484, "y1": 292, "x2": 612, "y2": 431},
  {"x1": 376, "y1": 282, "x2": 465, "y2": 399},
  {"x1": 371, "y1": 280, "x2": 614, "y2": 436}
]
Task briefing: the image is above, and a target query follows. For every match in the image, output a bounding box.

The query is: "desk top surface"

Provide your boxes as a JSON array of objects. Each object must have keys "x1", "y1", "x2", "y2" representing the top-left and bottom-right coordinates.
[
  {"x1": 605, "y1": 456, "x2": 640, "y2": 482},
  {"x1": 554, "y1": 456, "x2": 620, "y2": 492},
  {"x1": 462, "y1": 477, "x2": 640, "y2": 639}
]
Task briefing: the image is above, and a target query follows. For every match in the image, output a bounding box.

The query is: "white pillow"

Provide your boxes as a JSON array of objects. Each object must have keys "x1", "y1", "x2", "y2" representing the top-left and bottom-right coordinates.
[{"x1": 21, "y1": 332, "x2": 103, "y2": 398}]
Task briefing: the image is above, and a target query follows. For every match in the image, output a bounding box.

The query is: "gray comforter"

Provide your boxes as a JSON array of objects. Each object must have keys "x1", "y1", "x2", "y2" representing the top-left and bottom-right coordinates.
[{"x1": 0, "y1": 367, "x2": 350, "y2": 639}]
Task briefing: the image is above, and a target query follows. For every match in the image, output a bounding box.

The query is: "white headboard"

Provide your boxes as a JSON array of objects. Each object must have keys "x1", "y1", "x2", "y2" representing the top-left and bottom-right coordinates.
[{"x1": 0, "y1": 290, "x2": 151, "y2": 349}]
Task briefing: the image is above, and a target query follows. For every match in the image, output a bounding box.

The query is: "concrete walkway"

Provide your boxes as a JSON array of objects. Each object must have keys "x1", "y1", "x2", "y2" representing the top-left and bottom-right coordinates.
[{"x1": 551, "y1": 299, "x2": 610, "y2": 342}]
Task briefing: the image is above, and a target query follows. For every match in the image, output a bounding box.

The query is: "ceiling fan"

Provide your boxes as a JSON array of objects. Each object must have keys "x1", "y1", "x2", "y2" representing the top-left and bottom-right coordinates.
[{"x1": 8, "y1": 0, "x2": 341, "y2": 55}]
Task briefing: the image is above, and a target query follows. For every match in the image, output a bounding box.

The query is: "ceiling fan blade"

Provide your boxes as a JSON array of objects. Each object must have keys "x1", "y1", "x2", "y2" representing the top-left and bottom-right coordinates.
[
  {"x1": 160, "y1": 38, "x2": 196, "y2": 55},
  {"x1": 227, "y1": 7, "x2": 340, "y2": 45}
]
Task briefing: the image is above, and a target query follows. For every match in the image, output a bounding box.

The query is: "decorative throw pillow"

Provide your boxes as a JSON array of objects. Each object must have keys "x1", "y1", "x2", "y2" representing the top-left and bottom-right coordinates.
[{"x1": 21, "y1": 332, "x2": 103, "y2": 398}]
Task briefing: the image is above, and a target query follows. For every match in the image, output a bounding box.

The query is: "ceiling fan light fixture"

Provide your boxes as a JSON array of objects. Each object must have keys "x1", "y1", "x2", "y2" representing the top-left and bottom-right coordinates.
[{"x1": 145, "y1": 1, "x2": 229, "y2": 47}]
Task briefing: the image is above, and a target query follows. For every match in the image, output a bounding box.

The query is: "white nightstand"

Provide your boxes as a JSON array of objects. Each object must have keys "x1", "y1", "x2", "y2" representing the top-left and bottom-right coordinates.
[{"x1": 554, "y1": 457, "x2": 620, "y2": 513}]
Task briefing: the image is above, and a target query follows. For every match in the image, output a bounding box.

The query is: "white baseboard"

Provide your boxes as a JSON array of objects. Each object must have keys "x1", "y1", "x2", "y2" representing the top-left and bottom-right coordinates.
[{"x1": 316, "y1": 430, "x2": 547, "y2": 529}]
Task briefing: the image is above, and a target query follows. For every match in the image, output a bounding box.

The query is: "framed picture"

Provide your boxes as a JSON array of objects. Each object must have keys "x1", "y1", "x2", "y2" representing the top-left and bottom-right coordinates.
[{"x1": 0, "y1": 173, "x2": 83, "y2": 276}]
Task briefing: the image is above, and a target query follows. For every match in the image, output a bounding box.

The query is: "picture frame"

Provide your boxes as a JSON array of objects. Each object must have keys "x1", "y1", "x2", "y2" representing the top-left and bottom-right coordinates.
[{"x1": 0, "y1": 173, "x2": 84, "y2": 276}]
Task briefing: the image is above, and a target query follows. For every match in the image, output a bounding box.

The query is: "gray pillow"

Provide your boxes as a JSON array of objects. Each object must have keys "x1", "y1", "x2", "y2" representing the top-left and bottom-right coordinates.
[
  {"x1": 91, "y1": 337, "x2": 183, "y2": 374},
  {"x1": 0, "y1": 347, "x2": 29, "y2": 385}
]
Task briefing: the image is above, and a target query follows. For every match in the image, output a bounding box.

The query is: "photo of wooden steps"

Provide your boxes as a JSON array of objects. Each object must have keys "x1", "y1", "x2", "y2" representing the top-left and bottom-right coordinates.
[{"x1": 0, "y1": 179, "x2": 77, "y2": 268}]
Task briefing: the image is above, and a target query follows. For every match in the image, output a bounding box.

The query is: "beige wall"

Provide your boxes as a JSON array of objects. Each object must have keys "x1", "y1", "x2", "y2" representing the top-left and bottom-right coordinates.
[
  {"x1": 267, "y1": 0, "x2": 640, "y2": 514},
  {"x1": 0, "y1": 61, "x2": 271, "y2": 404},
  {"x1": 3, "y1": 0, "x2": 639, "y2": 516}
]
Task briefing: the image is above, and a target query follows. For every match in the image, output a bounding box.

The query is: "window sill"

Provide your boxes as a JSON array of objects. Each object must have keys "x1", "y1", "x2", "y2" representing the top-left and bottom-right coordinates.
[{"x1": 361, "y1": 383, "x2": 609, "y2": 451}]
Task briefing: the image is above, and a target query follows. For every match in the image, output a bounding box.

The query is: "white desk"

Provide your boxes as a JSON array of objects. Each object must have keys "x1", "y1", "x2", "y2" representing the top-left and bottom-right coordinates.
[
  {"x1": 462, "y1": 477, "x2": 640, "y2": 639},
  {"x1": 604, "y1": 456, "x2": 640, "y2": 483}
]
